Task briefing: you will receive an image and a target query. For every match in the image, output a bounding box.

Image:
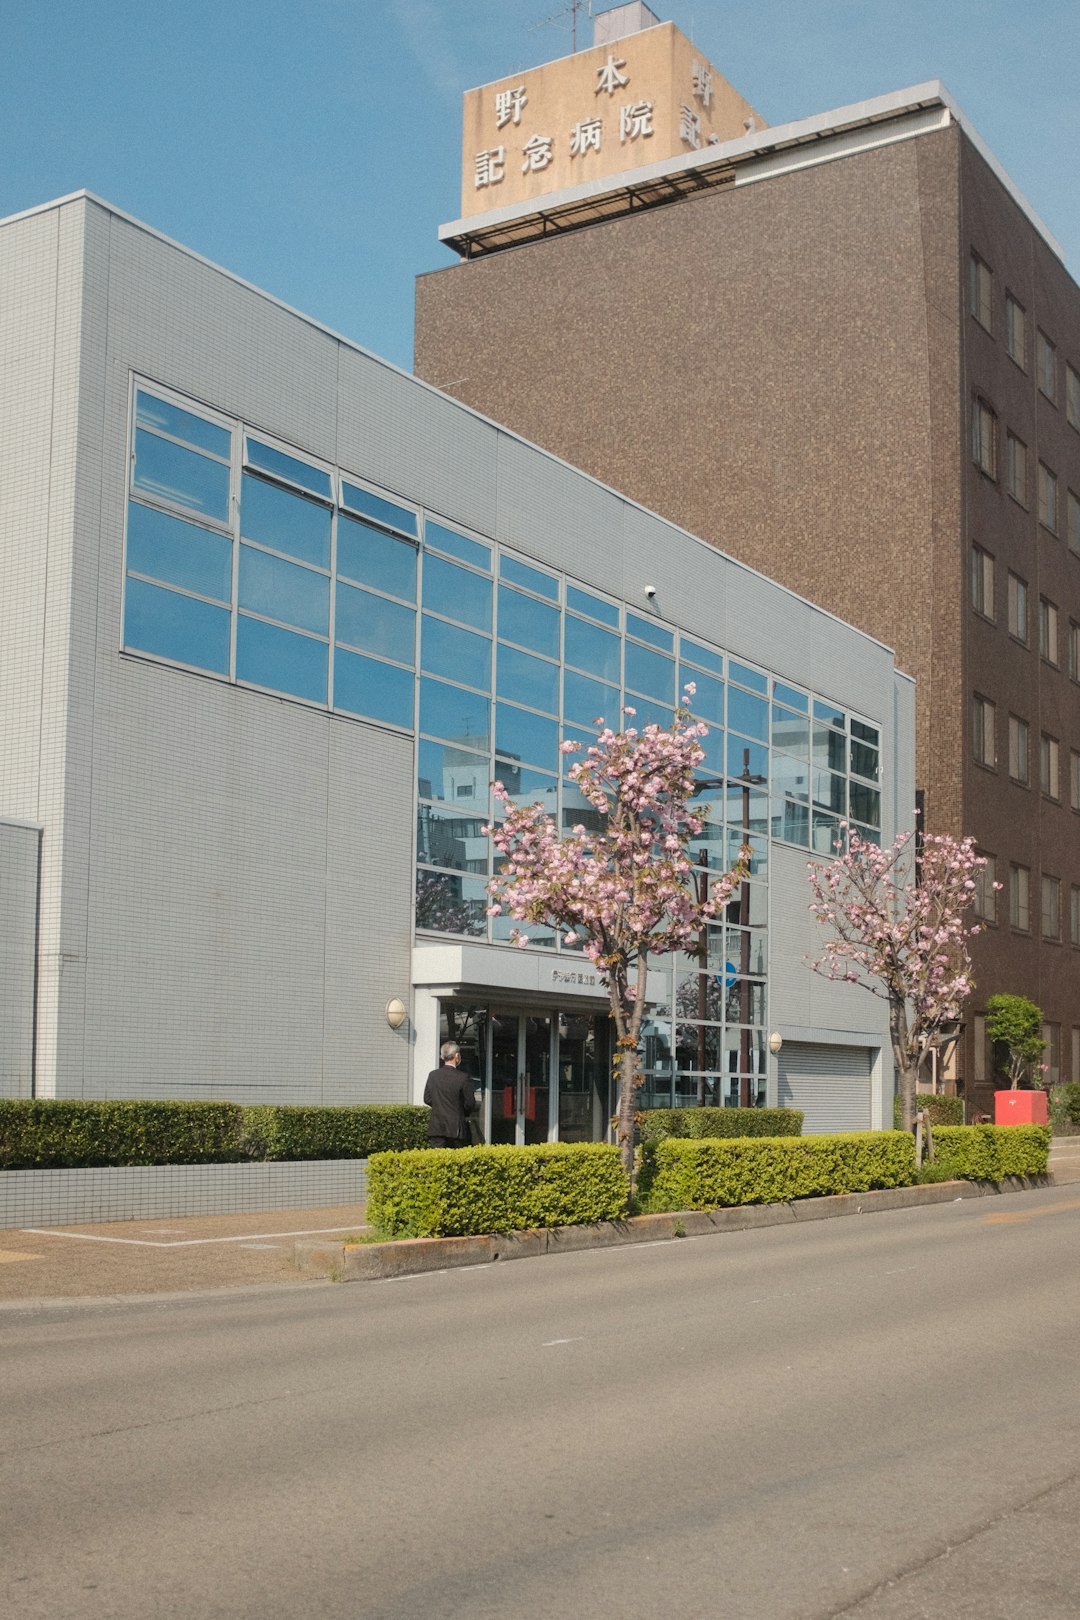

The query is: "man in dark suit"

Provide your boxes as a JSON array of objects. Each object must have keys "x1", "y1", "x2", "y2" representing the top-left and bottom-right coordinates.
[{"x1": 423, "y1": 1042, "x2": 479, "y2": 1148}]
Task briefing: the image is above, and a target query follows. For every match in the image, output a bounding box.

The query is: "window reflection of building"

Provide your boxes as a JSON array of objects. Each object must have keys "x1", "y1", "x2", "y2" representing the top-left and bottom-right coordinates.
[{"x1": 122, "y1": 382, "x2": 885, "y2": 1112}]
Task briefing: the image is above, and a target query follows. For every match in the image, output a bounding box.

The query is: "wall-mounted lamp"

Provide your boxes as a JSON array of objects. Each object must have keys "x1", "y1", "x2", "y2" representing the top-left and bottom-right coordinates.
[
  {"x1": 385, "y1": 997, "x2": 408, "y2": 1031},
  {"x1": 768, "y1": 1032, "x2": 783, "y2": 1055}
]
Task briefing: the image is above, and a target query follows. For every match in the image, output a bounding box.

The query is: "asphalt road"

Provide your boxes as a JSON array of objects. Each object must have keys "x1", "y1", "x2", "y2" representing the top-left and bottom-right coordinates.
[{"x1": 4, "y1": 1184, "x2": 1080, "y2": 1620}]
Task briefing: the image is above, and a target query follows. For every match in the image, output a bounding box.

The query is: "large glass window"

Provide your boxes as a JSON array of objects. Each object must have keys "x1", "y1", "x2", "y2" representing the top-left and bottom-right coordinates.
[
  {"x1": 238, "y1": 545, "x2": 329, "y2": 636},
  {"x1": 126, "y1": 502, "x2": 232, "y2": 603},
  {"x1": 334, "y1": 650, "x2": 414, "y2": 729},
  {"x1": 124, "y1": 576, "x2": 231, "y2": 674},
  {"x1": 133, "y1": 426, "x2": 231, "y2": 523},
  {"x1": 241, "y1": 475, "x2": 331, "y2": 569},
  {"x1": 124, "y1": 383, "x2": 895, "y2": 1076},
  {"x1": 236, "y1": 615, "x2": 327, "y2": 704},
  {"x1": 338, "y1": 516, "x2": 417, "y2": 602}
]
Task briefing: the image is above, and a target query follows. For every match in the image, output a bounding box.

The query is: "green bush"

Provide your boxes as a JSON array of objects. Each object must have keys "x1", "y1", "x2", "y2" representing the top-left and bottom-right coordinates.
[
  {"x1": 893, "y1": 1093, "x2": 965, "y2": 1129},
  {"x1": 367, "y1": 1142, "x2": 628, "y2": 1237},
  {"x1": 643, "y1": 1131, "x2": 916, "y2": 1212},
  {"x1": 241, "y1": 1104, "x2": 429, "y2": 1161},
  {"x1": 638, "y1": 1106, "x2": 803, "y2": 1144},
  {"x1": 0, "y1": 1099, "x2": 245, "y2": 1170},
  {"x1": 1048, "y1": 1083, "x2": 1080, "y2": 1133},
  {"x1": 932, "y1": 1124, "x2": 1050, "y2": 1181}
]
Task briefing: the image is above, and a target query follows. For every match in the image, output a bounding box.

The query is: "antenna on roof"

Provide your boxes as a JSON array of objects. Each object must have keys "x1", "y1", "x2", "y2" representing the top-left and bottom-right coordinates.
[{"x1": 530, "y1": 0, "x2": 593, "y2": 53}]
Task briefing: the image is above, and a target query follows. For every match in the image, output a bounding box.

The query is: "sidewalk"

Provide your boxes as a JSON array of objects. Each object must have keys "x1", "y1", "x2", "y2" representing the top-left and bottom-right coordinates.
[
  {"x1": 0, "y1": 1204, "x2": 366, "y2": 1307},
  {"x1": 3, "y1": 1147, "x2": 1073, "y2": 1307}
]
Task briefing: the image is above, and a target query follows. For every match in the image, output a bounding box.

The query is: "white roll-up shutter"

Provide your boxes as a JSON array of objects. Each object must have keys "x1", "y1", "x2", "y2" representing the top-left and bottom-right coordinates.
[{"x1": 777, "y1": 1041, "x2": 873, "y2": 1133}]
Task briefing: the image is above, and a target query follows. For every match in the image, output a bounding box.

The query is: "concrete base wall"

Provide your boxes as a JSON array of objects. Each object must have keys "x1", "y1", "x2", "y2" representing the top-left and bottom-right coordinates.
[{"x1": 1, "y1": 1158, "x2": 368, "y2": 1229}]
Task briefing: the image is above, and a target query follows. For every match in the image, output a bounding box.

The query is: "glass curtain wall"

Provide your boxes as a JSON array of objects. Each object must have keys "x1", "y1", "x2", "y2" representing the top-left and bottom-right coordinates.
[{"x1": 123, "y1": 381, "x2": 884, "y2": 1110}]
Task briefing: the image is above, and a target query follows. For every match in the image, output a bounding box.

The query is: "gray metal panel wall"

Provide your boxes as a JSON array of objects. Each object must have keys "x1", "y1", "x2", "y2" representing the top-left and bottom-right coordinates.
[
  {"x1": 0, "y1": 821, "x2": 40, "y2": 1097},
  {"x1": 778, "y1": 1041, "x2": 872, "y2": 1133},
  {"x1": 54, "y1": 199, "x2": 415, "y2": 1105}
]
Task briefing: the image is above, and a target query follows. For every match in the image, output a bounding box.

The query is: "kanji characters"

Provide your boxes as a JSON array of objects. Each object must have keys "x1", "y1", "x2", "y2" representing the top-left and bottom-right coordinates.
[
  {"x1": 522, "y1": 133, "x2": 554, "y2": 173},
  {"x1": 691, "y1": 60, "x2": 713, "y2": 108},
  {"x1": 570, "y1": 116, "x2": 602, "y2": 157},
  {"x1": 679, "y1": 105, "x2": 702, "y2": 149},
  {"x1": 474, "y1": 147, "x2": 506, "y2": 189},
  {"x1": 619, "y1": 100, "x2": 653, "y2": 143},
  {"x1": 595, "y1": 53, "x2": 629, "y2": 95},
  {"x1": 495, "y1": 86, "x2": 528, "y2": 128}
]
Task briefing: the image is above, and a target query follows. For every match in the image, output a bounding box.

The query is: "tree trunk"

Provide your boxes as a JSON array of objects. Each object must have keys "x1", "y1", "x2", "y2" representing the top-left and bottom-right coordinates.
[{"x1": 891, "y1": 1001, "x2": 917, "y2": 1134}]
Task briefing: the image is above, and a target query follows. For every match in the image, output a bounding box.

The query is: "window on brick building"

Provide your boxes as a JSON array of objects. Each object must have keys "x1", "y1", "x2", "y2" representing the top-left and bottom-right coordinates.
[
  {"x1": 972, "y1": 694, "x2": 996, "y2": 767},
  {"x1": 1067, "y1": 363, "x2": 1080, "y2": 431},
  {"x1": 1071, "y1": 749, "x2": 1080, "y2": 811},
  {"x1": 1006, "y1": 432, "x2": 1028, "y2": 506},
  {"x1": 1009, "y1": 714, "x2": 1029, "y2": 784},
  {"x1": 1042, "y1": 877, "x2": 1061, "y2": 941},
  {"x1": 1008, "y1": 573, "x2": 1028, "y2": 643},
  {"x1": 1038, "y1": 462, "x2": 1058, "y2": 532},
  {"x1": 969, "y1": 253, "x2": 993, "y2": 330},
  {"x1": 1009, "y1": 864, "x2": 1030, "y2": 930},
  {"x1": 974, "y1": 855, "x2": 997, "y2": 923},
  {"x1": 1038, "y1": 330, "x2": 1057, "y2": 401},
  {"x1": 972, "y1": 399, "x2": 997, "y2": 478},
  {"x1": 1071, "y1": 886, "x2": 1080, "y2": 947},
  {"x1": 1040, "y1": 732, "x2": 1060, "y2": 799},
  {"x1": 970, "y1": 545, "x2": 994, "y2": 618},
  {"x1": 1069, "y1": 490, "x2": 1080, "y2": 556},
  {"x1": 1039, "y1": 597, "x2": 1059, "y2": 664},
  {"x1": 1006, "y1": 294, "x2": 1026, "y2": 366}
]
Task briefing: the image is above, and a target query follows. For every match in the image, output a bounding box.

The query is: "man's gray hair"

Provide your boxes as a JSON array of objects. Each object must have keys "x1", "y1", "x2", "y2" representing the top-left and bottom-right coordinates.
[{"x1": 440, "y1": 1041, "x2": 461, "y2": 1062}]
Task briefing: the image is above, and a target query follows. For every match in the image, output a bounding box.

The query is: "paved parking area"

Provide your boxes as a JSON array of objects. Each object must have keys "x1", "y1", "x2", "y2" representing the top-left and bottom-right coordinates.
[{"x1": 0, "y1": 1204, "x2": 367, "y2": 1305}]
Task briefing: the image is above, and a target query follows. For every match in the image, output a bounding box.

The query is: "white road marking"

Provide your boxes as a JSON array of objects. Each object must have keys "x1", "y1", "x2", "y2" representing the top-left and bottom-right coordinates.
[
  {"x1": 542, "y1": 1336, "x2": 585, "y2": 1346},
  {"x1": 19, "y1": 1224, "x2": 365, "y2": 1249}
]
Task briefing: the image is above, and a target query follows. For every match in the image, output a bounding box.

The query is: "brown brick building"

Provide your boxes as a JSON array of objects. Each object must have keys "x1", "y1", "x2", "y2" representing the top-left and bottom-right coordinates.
[{"x1": 415, "y1": 52, "x2": 1080, "y2": 1112}]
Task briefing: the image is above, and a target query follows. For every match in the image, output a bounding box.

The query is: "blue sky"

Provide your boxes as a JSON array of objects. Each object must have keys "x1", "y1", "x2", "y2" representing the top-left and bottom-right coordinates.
[{"x1": 3, "y1": 1, "x2": 1077, "y2": 371}]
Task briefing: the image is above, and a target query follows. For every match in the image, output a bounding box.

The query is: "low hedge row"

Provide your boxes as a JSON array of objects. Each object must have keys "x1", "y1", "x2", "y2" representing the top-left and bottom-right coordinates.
[
  {"x1": 0, "y1": 1099, "x2": 429, "y2": 1169},
  {"x1": 932, "y1": 1124, "x2": 1050, "y2": 1181},
  {"x1": 638, "y1": 1106, "x2": 803, "y2": 1143},
  {"x1": 641, "y1": 1131, "x2": 917, "y2": 1211},
  {"x1": 239, "y1": 1105, "x2": 429, "y2": 1161},
  {"x1": 367, "y1": 1142, "x2": 628, "y2": 1237},
  {"x1": 0, "y1": 1100, "x2": 245, "y2": 1169},
  {"x1": 893, "y1": 1093, "x2": 965, "y2": 1128}
]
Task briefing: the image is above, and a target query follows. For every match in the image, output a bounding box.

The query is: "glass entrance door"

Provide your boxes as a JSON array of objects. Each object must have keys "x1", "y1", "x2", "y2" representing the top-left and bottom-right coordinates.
[
  {"x1": 486, "y1": 1012, "x2": 553, "y2": 1145},
  {"x1": 438, "y1": 1001, "x2": 609, "y2": 1144}
]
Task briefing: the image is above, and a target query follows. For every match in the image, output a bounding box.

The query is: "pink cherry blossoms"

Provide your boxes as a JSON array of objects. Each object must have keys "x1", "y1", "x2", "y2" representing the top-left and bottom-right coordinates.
[
  {"x1": 806, "y1": 823, "x2": 990, "y2": 1134},
  {"x1": 486, "y1": 693, "x2": 748, "y2": 1174}
]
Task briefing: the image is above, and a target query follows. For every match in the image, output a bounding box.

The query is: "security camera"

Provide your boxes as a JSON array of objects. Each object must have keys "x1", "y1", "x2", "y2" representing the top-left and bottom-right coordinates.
[{"x1": 644, "y1": 585, "x2": 657, "y2": 599}]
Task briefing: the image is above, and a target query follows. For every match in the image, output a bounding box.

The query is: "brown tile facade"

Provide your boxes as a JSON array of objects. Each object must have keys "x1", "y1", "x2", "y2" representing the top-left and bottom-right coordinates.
[{"x1": 415, "y1": 120, "x2": 1080, "y2": 1113}]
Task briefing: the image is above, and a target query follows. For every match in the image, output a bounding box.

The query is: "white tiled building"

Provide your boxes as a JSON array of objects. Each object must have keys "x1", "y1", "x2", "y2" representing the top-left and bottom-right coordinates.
[{"x1": 0, "y1": 192, "x2": 915, "y2": 1138}]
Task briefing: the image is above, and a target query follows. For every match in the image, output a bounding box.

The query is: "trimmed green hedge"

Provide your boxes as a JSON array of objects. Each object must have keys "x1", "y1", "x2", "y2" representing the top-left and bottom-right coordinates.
[
  {"x1": 643, "y1": 1131, "x2": 916, "y2": 1212},
  {"x1": 893, "y1": 1093, "x2": 965, "y2": 1128},
  {"x1": 367, "y1": 1142, "x2": 628, "y2": 1237},
  {"x1": 932, "y1": 1124, "x2": 1050, "y2": 1181},
  {"x1": 638, "y1": 1106, "x2": 803, "y2": 1143},
  {"x1": 0, "y1": 1099, "x2": 430, "y2": 1169},
  {"x1": 240, "y1": 1104, "x2": 429, "y2": 1161},
  {"x1": 0, "y1": 1100, "x2": 245, "y2": 1170}
]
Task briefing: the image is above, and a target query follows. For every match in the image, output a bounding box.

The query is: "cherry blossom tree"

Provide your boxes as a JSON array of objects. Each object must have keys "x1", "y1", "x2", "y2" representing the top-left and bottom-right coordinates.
[
  {"x1": 487, "y1": 692, "x2": 747, "y2": 1176},
  {"x1": 806, "y1": 824, "x2": 990, "y2": 1134}
]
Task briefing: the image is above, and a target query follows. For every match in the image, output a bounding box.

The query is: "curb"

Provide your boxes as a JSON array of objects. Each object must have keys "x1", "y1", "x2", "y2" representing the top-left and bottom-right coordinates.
[{"x1": 293, "y1": 1174, "x2": 1051, "y2": 1283}]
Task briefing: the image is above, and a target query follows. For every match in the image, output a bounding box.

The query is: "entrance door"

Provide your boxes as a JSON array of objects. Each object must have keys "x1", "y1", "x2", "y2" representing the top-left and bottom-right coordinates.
[{"x1": 487, "y1": 1012, "x2": 553, "y2": 1145}]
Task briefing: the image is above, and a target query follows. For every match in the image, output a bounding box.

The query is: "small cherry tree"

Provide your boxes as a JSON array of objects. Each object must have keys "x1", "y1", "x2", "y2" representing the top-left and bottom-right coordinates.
[
  {"x1": 487, "y1": 693, "x2": 747, "y2": 1176},
  {"x1": 806, "y1": 824, "x2": 989, "y2": 1134}
]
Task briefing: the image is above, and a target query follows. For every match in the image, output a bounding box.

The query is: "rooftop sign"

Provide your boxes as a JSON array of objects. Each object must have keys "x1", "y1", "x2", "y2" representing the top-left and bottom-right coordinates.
[{"x1": 459, "y1": 20, "x2": 765, "y2": 219}]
